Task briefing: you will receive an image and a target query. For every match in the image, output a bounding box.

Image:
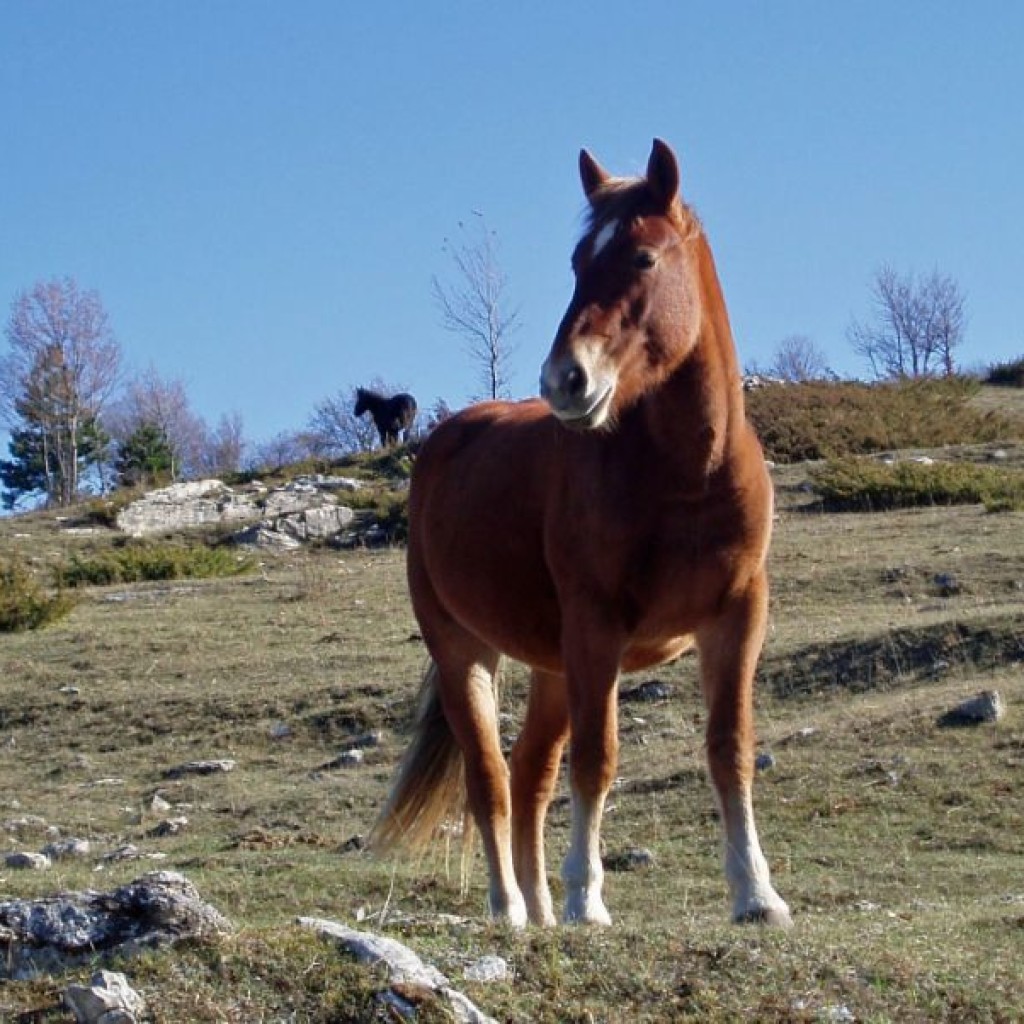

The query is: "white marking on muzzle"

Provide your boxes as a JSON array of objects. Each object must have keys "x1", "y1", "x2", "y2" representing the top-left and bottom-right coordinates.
[{"x1": 542, "y1": 338, "x2": 617, "y2": 428}]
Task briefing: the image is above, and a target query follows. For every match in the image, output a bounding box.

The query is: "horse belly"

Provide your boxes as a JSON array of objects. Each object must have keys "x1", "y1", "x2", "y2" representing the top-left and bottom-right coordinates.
[
  {"x1": 621, "y1": 635, "x2": 695, "y2": 673},
  {"x1": 408, "y1": 405, "x2": 564, "y2": 670}
]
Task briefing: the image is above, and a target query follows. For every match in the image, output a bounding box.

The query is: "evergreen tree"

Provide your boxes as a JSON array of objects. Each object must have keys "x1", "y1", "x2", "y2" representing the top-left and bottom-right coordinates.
[
  {"x1": 0, "y1": 415, "x2": 110, "y2": 509},
  {"x1": 115, "y1": 421, "x2": 174, "y2": 488}
]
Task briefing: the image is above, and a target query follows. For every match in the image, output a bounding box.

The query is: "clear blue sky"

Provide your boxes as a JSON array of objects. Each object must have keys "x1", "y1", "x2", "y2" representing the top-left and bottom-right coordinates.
[{"x1": 2, "y1": 1, "x2": 1023, "y2": 449}]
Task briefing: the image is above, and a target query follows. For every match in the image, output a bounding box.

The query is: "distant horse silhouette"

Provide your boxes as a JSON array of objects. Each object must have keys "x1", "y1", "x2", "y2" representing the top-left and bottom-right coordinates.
[
  {"x1": 373, "y1": 140, "x2": 791, "y2": 929},
  {"x1": 354, "y1": 388, "x2": 417, "y2": 447}
]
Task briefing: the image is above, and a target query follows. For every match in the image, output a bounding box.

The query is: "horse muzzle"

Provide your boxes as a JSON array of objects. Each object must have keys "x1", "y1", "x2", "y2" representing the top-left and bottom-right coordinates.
[{"x1": 540, "y1": 349, "x2": 616, "y2": 430}]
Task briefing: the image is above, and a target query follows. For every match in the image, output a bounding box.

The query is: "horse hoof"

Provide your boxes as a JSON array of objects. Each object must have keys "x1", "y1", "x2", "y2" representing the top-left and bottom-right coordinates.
[
  {"x1": 733, "y1": 901, "x2": 793, "y2": 929},
  {"x1": 563, "y1": 896, "x2": 613, "y2": 927}
]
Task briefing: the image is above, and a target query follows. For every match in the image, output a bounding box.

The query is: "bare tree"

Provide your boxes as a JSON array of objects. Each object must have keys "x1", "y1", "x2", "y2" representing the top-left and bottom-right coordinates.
[
  {"x1": 107, "y1": 367, "x2": 247, "y2": 481},
  {"x1": 432, "y1": 214, "x2": 520, "y2": 400},
  {"x1": 849, "y1": 266, "x2": 966, "y2": 379},
  {"x1": 0, "y1": 277, "x2": 122, "y2": 505},
  {"x1": 250, "y1": 430, "x2": 320, "y2": 473},
  {"x1": 767, "y1": 335, "x2": 832, "y2": 382},
  {"x1": 106, "y1": 366, "x2": 206, "y2": 480},
  {"x1": 197, "y1": 411, "x2": 246, "y2": 477}
]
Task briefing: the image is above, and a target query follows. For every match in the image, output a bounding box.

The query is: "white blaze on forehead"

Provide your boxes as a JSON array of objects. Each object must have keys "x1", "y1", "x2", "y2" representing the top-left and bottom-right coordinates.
[{"x1": 591, "y1": 218, "x2": 619, "y2": 257}]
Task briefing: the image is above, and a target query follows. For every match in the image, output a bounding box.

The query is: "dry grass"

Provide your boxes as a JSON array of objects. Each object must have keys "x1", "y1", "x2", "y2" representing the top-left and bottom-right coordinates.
[{"x1": 1, "y1": 447, "x2": 1023, "y2": 1021}]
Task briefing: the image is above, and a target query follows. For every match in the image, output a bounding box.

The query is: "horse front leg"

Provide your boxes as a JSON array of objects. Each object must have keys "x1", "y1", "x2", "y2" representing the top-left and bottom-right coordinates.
[
  {"x1": 696, "y1": 573, "x2": 792, "y2": 928},
  {"x1": 560, "y1": 630, "x2": 621, "y2": 926},
  {"x1": 510, "y1": 669, "x2": 570, "y2": 926}
]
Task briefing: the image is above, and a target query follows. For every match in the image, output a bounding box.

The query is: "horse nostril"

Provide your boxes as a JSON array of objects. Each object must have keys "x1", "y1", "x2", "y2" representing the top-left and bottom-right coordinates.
[{"x1": 562, "y1": 364, "x2": 586, "y2": 398}]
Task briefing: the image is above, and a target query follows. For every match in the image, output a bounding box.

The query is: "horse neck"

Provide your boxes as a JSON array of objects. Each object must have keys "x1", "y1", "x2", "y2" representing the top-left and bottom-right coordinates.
[{"x1": 632, "y1": 235, "x2": 747, "y2": 479}]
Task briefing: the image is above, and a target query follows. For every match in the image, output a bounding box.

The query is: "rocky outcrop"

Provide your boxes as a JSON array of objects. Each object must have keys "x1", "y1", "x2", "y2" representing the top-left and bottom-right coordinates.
[
  {"x1": 115, "y1": 480, "x2": 258, "y2": 536},
  {"x1": 114, "y1": 476, "x2": 362, "y2": 546},
  {"x1": 0, "y1": 871, "x2": 232, "y2": 980}
]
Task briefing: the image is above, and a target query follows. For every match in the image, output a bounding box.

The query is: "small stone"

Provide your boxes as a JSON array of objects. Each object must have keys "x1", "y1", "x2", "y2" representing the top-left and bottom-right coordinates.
[
  {"x1": 148, "y1": 817, "x2": 189, "y2": 838},
  {"x1": 4, "y1": 814, "x2": 47, "y2": 834},
  {"x1": 65, "y1": 970, "x2": 146, "y2": 1024},
  {"x1": 779, "y1": 726, "x2": 817, "y2": 745},
  {"x1": 933, "y1": 572, "x2": 962, "y2": 597},
  {"x1": 755, "y1": 751, "x2": 776, "y2": 772},
  {"x1": 464, "y1": 955, "x2": 510, "y2": 983},
  {"x1": 163, "y1": 759, "x2": 236, "y2": 779},
  {"x1": 5, "y1": 851, "x2": 51, "y2": 870},
  {"x1": 620, "y1": 680, "x2": 674, "y2": 703},
  {"x1": 268, "y1": 721, "x2": 292, "y2": 740},
  {"x1": 603, "y1": 847, "x2": 656, "y2": 872},
  {"x1": 348, "y1": 730, "x2": 384, "y2": 749},
  {"x1": 149, "y1": 795, "x2": 172, "y2": 814},
  {"x1": 938, "y1": 690, "x2": 1004, "y2": 727},
  {"x1": 101, "y1": 845, "x2": 168, "y2": 864},
  {"x1": 823, "y1": 1005, "x2": 855, "y2": 1023},
  {"x1": 42, "y1": 838, "x2": 91, "y2": 861}
]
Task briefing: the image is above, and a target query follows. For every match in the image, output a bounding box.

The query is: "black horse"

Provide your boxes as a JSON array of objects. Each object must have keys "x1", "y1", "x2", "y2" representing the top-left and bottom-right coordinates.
[{"x1": 354, "y1": 388, "x2": 418, "y2": 447}]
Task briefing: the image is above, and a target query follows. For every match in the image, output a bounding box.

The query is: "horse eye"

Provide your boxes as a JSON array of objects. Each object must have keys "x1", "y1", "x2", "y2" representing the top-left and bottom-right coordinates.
[{"x1": 633, "y1": 250, "x2": 657, "y2": 270}]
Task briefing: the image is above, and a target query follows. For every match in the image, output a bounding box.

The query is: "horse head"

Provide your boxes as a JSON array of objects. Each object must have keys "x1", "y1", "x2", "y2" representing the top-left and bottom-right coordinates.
[
  {"x1": 353, "y1": 388, "x2": 370, "y2": 417},
  {"x1": 540, "y1": 139, "x2": 706, "y2": 431}
]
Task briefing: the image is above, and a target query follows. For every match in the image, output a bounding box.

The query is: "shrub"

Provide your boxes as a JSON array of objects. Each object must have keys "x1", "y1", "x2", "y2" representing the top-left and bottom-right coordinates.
[
  {"x1": 746, "y1": 379, "x2": 1018, "y2": 464},
  {"x1": 57, "y1": 542, "x2": 256, "y2": 587},
  {"x1": 78, "y1": 489, "x2": 144, "y2": 529},
  {"x1": 0, "y1": 557, "x2": 75, "y2": 632},
  {"x1": 809, "y1": 457, "x2": 1024, "y2": 512},
  {"x1": 344, "y1": 488, "x2": 409, "y2": 545},
  {"x1": 985, "y1": 356, "x2": 1024, "y2": 388},
  {"x1": 336, "y1": 445, "x2": 416, "y2": 481}
]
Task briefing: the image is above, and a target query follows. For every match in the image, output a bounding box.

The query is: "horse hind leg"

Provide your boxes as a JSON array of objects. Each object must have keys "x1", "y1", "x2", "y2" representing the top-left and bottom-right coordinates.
[
  {"x1": 510, "y1": 668, "x2": 570, "y2": 926},
  {"x1": 432, "y1": 643, "x2": 527, "y2": 927},
  {"x1": 697, "y1": 576, "x2": 792, "y2": 928}
]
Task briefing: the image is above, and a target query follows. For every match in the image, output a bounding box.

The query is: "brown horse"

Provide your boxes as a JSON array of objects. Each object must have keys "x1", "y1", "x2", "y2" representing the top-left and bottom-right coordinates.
[{"x1": 373, "y1": 139, "x2": 791, "y2": 929}]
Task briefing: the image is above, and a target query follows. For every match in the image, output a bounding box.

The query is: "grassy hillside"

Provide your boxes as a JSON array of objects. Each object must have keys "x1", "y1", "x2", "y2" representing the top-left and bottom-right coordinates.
[{"x1": 1, "y1": 439, "x2": 1023, "y2": 1020}]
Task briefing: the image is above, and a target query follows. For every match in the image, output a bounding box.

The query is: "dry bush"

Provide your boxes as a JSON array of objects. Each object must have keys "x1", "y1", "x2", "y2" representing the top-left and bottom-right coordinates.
[
  {"x1": 0, "y1": 556, "x2": 75, "y2": 631},
  {"x1": 809, "y1": 457, "x2": 1024, "y2": 512},
  {"x1": 56, "y1": 541, "x2": 255, "y2": 587},
  {"x1": 746, "y1": 379, "x2": 1017, "y2": 463}
]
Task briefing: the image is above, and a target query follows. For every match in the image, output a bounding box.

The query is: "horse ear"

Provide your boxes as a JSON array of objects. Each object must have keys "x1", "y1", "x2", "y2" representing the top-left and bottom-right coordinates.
[
  {"x1": 579, "y1": 149, "x2": 611, "y2": 202},
  {"x1": 646, "y1": 138, "x2": 681, "y2": 210}
]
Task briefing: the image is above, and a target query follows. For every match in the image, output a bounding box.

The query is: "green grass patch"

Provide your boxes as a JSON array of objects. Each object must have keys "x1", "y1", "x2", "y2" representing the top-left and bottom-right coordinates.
[
  {"x1": 747, "y1": 378, "x2": 1019, "y2": 463},
  {"x1": 810, "y1": 456, "x2": 1024, "y2": 512},
  {"x1": 0, "y1": 556, "x2": 75, "y2": 632},
  {"x1": 56, "y1": 541, "x2": 257, "y2": 587}
]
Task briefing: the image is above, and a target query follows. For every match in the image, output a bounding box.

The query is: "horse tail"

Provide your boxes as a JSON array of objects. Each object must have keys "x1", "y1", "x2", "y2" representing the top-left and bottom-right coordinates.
[{"x1": 371, "y1": 662, "x2": 467, "y2": 854}]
